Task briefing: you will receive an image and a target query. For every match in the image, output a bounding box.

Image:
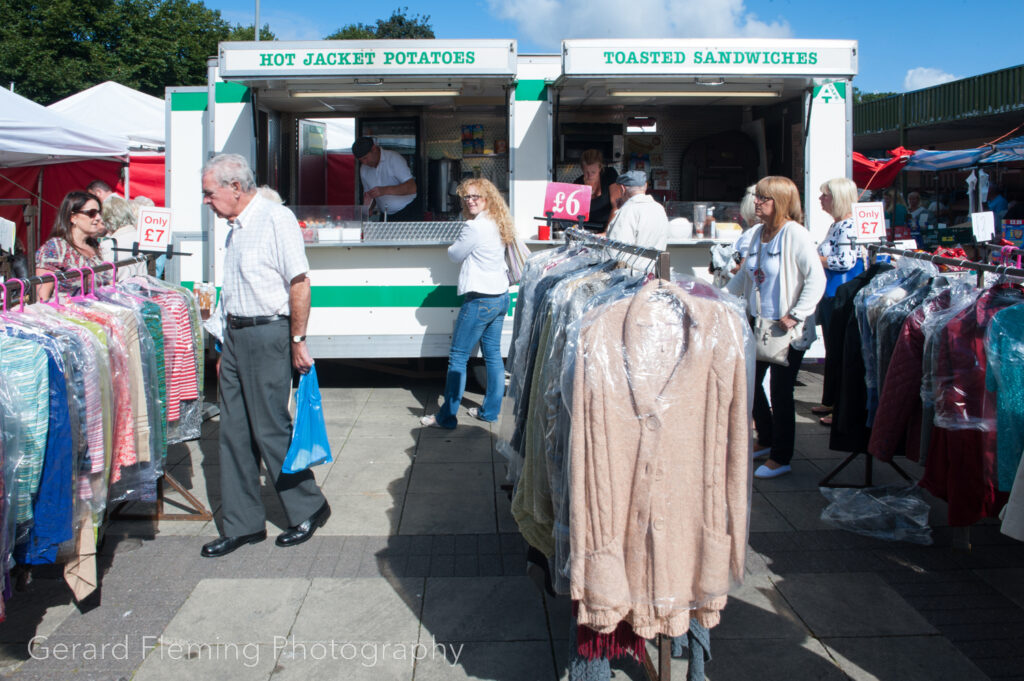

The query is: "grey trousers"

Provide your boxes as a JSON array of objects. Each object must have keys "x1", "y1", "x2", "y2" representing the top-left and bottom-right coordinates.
[{"x1": 218, "y1": 319, "x2": 326, "y2": 536}]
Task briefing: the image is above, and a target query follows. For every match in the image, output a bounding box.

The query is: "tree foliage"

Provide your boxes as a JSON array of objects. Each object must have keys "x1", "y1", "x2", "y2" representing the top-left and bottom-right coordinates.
[
  {"x1": 326, "y1": 7, "x2": 434, "y2": 40},
  {"x1": 853, "y1": 86, "x2": 900, "y2": 105},
  {"x1": 0, "y1": 0, "x2": 272, "y2": 105}
]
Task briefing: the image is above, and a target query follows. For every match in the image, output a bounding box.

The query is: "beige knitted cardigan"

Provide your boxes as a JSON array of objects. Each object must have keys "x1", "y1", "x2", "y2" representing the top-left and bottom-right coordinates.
[{"x1": 570, "y1": 280, "x2": 750, "y2": 638}]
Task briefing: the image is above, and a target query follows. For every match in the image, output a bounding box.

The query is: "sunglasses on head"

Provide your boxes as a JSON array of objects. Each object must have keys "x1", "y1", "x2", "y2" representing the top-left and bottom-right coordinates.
[{"x1": 74, "y1": 208, "x2": 102, "y2": 219}]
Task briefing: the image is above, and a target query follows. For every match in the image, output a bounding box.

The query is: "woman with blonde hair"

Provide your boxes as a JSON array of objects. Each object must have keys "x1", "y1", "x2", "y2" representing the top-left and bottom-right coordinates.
[
  {"x1": 421, "y1": 178, "x2": 513, "y2": 428},
  {"x1": 812, "y1": 177, "x2": 864, "y2": 421},
  {"x1": 728, "y1": 176, "x2": 825, "y2": 478}
]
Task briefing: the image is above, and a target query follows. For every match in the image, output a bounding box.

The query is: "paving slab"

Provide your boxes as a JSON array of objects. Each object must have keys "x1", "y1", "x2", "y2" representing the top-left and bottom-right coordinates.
[
  {"x1": 335, "y1": 436, "x2": 417, "y2": 465},
  {"x1": 414, "y1": 640, "x2": 556, "y2": 681},
  {"x1": 749, "y1": 492, "x2": 794, "y2": 533},
  {"x1": 822, "y1": 635, "x2": 991, "y2": 681},
  {"x1": 270, "y1": 644, "x2": 415, "y2": 680},
  {"x1": 133, "y1": 642, "x2": 276, "y2": 681},
  {"x1": 760, "y1": 490, "x2": 835, "y2": 531},
  {"x1": 971, "y1": 568, "x2": 1024, "y2": 610},
  {"x1": 700, "y1": 637, "x2": 846, "y2": 681},
  {"x1": 162, "y1": 578, "x2": 309, "y2": 644},
  {"x1": 712, "y1": 574, "x2": 810, "y2": 640},
  {"x1": 399, "y1": 493, "x2": 496, "y2": 535},
  {"x1": 320, "y1": 461, "x2": 411, "y2": 496},
  {"x1": 420, "y1": 577, "x2": 548, "y2": 643},
  {"x1": 774, "y1": 573, "x2": 938, "y2": 637},
  {"x1": 320, "y1": 493, "x2": 401, "y2": 536},
  {"x1": 414, "y1": 436, "x2": 494, "y2": 464},
  {"x1": 289, "y1": 577, "x2": 422, "y2": 643},
  {"x1": 408, "y1": 463, "x2": 494, "y2": 495}
]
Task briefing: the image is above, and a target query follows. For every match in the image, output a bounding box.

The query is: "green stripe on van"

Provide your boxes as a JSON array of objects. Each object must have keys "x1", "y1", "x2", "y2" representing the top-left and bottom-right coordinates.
[
  {"x1": 170, "y1": 92, "x2": 207, "y2": 111},
  {"x1": 215, "y1": 82, "x2": 250, "y2": 104},
  {"x1": 312, "y1": 285, "x2": 461, "y2": 308},
  {"x1": 515, "y1": 80, "x2": 547, "y2": 101}
]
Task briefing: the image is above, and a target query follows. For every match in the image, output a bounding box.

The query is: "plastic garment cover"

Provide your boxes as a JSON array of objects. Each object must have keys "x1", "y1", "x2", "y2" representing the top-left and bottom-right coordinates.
[
  {"x1": 856, "y1": 260, "x2": 936, "y2": 424},
  {"x1": 569, "y1": 279, "x2": 750, "y2": 639},
  {"x1": 985, "y1": 303, "x2": 1024, "y2": 491},
  {"x1": 0, "y1": 332, "x2": 48, "y2": 531},
  {"x1": 931, "y1": 283, "x2": 1024, "y2": 432},
  {"x1": 122, "y1": 276, "x2": 204, "y2": 443},
  {"x1": 873, "y1": 277, "x2": 941, "y2": 394},
  {"x1": 26, "y1": 304, "x2": 114, "y2": 516},
  {"x1": 497, "y1": 244, "x2": 604, "y2": 481},
  {"x1": 511, "y1": 263, "x2": 633, "y2": 593},
  {"x1": 0, "y1": 374, "x2": 25, "y2": 576},
  {"x1": 282, "y1": 365, "x2": 333, "y2": 474},
  {"x1": 820, "y1": 485, "x2": 933, "y2": 545}
]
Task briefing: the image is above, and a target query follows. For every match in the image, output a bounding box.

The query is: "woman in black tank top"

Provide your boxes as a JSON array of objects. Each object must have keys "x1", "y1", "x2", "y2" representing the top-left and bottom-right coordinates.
[{"x1": 573, "y1": 149, "x2": 620, "y2": 231}]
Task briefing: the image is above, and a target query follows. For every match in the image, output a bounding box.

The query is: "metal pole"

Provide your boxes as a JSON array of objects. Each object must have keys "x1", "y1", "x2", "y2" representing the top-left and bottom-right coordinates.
[{"x1": 254, "y1": 0, "x2": 260, "y2": 41}]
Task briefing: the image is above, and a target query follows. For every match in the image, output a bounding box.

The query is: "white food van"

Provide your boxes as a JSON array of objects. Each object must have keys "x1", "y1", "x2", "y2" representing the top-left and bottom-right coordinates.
[{"x1": 165, "y1": 38, "x2": 856, "y2": 359}]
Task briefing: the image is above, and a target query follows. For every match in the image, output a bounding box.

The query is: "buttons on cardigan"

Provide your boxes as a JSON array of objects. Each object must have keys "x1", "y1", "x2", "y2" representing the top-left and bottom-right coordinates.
[
  {"x1": 653, "y1": 517, "x2": 665, "y2": 531},
  {"x1": 644, "y1": 414, "x2": 660, "y2": 430}
]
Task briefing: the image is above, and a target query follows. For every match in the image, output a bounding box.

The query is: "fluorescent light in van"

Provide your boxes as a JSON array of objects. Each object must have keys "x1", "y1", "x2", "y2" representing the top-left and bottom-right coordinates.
[
  {"x1": 292, "y1": 90, "x2": 460, "y2": 98},
  {"x1": 608, "y1": 89, "x2": 780, "y2": 98}
]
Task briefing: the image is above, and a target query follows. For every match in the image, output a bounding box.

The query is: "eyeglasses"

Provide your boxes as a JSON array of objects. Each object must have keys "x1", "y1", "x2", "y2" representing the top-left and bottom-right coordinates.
[
  {"x1": 461, "y1": 194, "x2": 484, "y2": 202},
  {"x1": 753, "y1": 195, "x2": 773, "y2": 204},
  {"x1": 74, "y1": 208, "x2": 103, "y2": 219}
]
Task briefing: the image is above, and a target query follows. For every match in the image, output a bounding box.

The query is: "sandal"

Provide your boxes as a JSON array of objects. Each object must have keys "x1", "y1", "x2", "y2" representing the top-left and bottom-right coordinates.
[
  {"x1": 819, "y1": 415, "x2": 833, "y2": 426},
  {"x1": 810, "y1": 405, "x2": 833, "y2": 415}
]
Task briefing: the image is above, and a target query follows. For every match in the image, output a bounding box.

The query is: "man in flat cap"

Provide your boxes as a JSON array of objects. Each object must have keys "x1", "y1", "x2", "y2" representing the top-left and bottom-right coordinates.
[
  {"x1": 352, "y1": 136, "x2": 421, "y2": 221},
  {"x1": 605, "y1": 170, "x2": 669, "y2": 250}
]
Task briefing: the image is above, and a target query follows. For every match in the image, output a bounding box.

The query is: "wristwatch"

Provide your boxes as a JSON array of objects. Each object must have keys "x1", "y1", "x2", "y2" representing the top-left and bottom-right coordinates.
[{"x1": 291, "y1": 335, "x2": 306, "y2": 343}]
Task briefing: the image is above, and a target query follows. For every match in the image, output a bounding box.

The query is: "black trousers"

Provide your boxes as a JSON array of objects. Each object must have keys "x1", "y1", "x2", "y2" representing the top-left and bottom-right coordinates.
[
  {"x1": 752, "y1": 345, "x2": 806, "y2": 466},
  {"x1": 218, "y1": 318, "x2": 325, "y2": 535},
  {"x1": 385, "y1": 200, "x2": 422, "y2": 221}
]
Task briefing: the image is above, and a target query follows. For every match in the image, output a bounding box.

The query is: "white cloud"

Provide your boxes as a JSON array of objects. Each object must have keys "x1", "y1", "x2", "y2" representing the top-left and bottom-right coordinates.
[
  {"x1": 903, "y1": 67, "x2": 958, "y2": 92},
  {"x1": 487, "y1": 0, "x2": 791, "y2": 50}
]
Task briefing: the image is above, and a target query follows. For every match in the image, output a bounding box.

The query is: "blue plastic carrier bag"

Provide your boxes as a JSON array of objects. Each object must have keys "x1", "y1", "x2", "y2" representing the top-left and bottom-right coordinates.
[{"x1": 283, "y1": 365, "x2": 333, "y2": 474}]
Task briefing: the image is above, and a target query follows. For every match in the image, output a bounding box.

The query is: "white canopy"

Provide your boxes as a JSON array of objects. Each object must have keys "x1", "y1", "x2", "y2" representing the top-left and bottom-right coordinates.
[
  {"x1": 0, "y1": 87, "x2": 129, "y2": 167},
  {"x1": 48, "y1": 81, "x2": 164, "y2": 150}
]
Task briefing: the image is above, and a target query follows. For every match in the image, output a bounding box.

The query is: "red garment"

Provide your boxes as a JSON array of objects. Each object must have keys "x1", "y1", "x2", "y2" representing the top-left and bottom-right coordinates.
[
  {"x1": 920, "y1": 285, "x2": 1024, "y2": 525},
  {"x1": 573, "y1": 602, "x2": 647, "y2": 664},
  {"x1": 869, "y1": 307, "x2": 927, "y2": 462}
]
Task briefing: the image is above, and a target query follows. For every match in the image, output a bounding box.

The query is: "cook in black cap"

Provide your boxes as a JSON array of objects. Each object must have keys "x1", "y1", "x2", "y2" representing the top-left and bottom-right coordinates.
[{"x1": 353, "y1": 136, "x2": 420, "y2": 220}]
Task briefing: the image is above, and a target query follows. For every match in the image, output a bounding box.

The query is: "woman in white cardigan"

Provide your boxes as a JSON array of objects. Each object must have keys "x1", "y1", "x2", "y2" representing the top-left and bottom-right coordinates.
[{"x1": 728, "y1": 176, "x2": 826, "y2": 478}]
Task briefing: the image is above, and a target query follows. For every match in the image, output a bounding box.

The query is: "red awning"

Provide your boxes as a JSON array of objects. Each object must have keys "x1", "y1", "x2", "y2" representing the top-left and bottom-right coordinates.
[{"x1": 852, "y1": 147, "x2": 913, "y2": 190}]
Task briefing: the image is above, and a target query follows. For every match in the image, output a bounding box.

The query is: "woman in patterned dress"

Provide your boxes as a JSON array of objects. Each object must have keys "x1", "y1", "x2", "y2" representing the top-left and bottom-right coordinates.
[{"x1": 35, "y1": 191, "x2": 113, "y2": 301}]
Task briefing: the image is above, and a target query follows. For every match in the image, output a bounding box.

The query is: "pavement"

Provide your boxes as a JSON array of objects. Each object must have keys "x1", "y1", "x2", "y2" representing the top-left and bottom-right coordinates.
[{"x1": 2, "y1": 360, "x2": 1024, "y2": 681}]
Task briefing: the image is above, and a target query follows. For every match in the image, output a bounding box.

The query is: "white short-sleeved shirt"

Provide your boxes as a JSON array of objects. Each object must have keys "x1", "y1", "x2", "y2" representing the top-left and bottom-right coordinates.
[
  {"x1": 606, "y1": 194, "x2": 669, "y2": 251},
  {"x1": 221, "y1": 193, "x2": 309, "y2": 317},
  {"x1": 360, "y1": 149, "x2": 415, "y2": 215}
]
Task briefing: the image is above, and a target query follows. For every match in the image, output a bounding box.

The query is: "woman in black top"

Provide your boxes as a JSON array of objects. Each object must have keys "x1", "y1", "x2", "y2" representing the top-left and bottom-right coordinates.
[{"x1": 573, "y1": 149, "x2": 620, "y2": 231}]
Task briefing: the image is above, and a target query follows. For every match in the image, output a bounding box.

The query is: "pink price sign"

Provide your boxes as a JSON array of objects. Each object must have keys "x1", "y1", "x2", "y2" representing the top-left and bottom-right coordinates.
[{"x1": 543, "y1": 182, "x2": 592, "y2": 222}]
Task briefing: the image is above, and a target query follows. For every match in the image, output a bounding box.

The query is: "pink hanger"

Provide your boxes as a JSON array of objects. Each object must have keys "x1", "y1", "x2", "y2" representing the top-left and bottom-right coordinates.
[
  {"x1": 82, "y1": 265, "x2": 100, "y2": 299},
  {"x1": 68, "y1": 267, "x2": 90, "y2": 302},
  {"x1": 100, "y1": 260, "x2": 118, "y2": 286},
  {"x1": 36, "y1": 272, "x2": 64, "y2": 307}
]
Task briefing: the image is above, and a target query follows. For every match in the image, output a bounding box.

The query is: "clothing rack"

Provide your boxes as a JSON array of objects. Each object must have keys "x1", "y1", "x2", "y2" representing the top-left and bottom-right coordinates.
[
  {"x1": 819, "y1": 244, "x2": 1024, "y2": 490},
  {"x1": 0, "y1": 254, "x2": 213, "y2": 524},
  {"x1": 563, "y1": 226, "x2": 674, "y2": 681}
]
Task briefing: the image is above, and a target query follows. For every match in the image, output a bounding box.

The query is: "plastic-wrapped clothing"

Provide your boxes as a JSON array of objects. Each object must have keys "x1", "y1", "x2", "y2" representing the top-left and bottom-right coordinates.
[
  {"x1": 921, "y1": 284, "x2": 1024, "y2": 526},
  {"x1": 3, "y1": 326, "x2": 74, "y2": 564},
  {"x1": 0, "y1": 335, "x2": 49, "y2": 526},
  {"x1": 932, "y1": 284, "x2": 1024, "y2": 432},
  {"x1": 869, "y1": 286, "x2": 962, "y2": 463},
  {"x1": 874, "y1": 279, "x2": 939, "y2": 394},
  {"x1": 985, "y1": 303, "x2": 1024, "y2": 491},
  {"x1": 828, "y1": 264, "x2": 894, "y2": 453},
  {"x1": 1001, "y1": 440, "x2": 1024, "y2": 541},
  {"x1": 821, "y1": 263, "x2": 894, "y2": 413},
  {"x1": 512, "y1": 266, "x2": 620, "y2": 571},
  {"x1": 0, "y1": 374, "x2": 25, "y2": 623},
  {"x1": 570, "y1": 280, "x2": 749, "y2": 639},
  {"x1": 498, "y1": 248, "x2": 603, "y2": 481},
  {"x1": 919, "y1": 288, "x2": 982, "y2": 464}
]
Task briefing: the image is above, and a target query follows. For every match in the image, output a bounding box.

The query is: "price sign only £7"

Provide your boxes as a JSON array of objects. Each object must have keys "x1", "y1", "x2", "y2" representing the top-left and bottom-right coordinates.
[
  {"x1": 543, "y1": 182, "x2": 592, "y2": 222},
  {"x1": 852, "y1": 202, "x2": 886, "y2": 243},
  {"x1": 137, "y1": 207, "x2": 173, "y2": 251}
]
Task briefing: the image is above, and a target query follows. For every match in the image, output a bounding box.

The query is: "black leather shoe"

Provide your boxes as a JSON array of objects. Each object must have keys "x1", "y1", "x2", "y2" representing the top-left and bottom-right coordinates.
[
  {"x1": 276, "y1": 502, "x2": 331, "y2": 547},
  {"x1": 201, "y1": 530, "x2": 267, "y2": 558}
]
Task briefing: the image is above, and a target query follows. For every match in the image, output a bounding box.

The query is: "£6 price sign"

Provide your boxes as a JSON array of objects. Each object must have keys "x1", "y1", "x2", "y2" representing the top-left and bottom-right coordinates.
[
  {"x1": 543, "y1": 182, "x2": 592, "y2": 222},
  {"x1": 852, "y1": 202, "x2": 885, "y2": 243},
  {"x1": 137, "y1": 207, "x2": 173, "y2": 251}
]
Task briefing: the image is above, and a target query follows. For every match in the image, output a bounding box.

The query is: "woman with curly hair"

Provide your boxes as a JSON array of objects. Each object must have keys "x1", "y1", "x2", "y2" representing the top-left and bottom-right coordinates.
[{"x1": 421, "y1": 178, "x2": 514, "y2": 428}]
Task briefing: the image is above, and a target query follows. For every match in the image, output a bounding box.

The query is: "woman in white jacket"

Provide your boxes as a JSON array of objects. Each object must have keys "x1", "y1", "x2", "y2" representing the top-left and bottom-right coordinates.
[
  {"x1": 728, "y1": 176, "x2": 826, "y2": 478},
  {"x1": 421, "y1": 178, "x2": 513, "y2": 428}
]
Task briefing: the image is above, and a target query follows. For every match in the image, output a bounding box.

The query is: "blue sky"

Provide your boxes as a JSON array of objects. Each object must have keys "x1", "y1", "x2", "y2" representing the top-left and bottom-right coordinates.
[{"x1": 210, "y1": 0, "x2": 1023, "y2": 94}]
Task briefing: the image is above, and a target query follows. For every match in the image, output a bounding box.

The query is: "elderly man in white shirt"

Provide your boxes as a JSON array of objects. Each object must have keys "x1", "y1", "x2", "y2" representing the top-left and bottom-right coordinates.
[
  {"x1": 199, "y1": 153, "x2": 329, "y2": 559},
  {"x1": 352, "y1": 136, "x2": 420, "y2": 221},
  {"x1": 605, "y1": 170, "x2": 669, "y2": 251}
]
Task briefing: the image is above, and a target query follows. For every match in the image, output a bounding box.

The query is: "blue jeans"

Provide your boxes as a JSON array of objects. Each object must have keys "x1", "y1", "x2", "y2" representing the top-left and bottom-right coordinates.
[{"x1": 436, "y1": 291, "x2": 509, "y2": 428}]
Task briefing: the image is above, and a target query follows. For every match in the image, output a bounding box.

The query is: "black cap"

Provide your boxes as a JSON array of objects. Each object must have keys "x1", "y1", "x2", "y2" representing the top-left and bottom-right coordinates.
[{"x1": 352, "y1": 137, "x2": 374, "y2": 159}]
